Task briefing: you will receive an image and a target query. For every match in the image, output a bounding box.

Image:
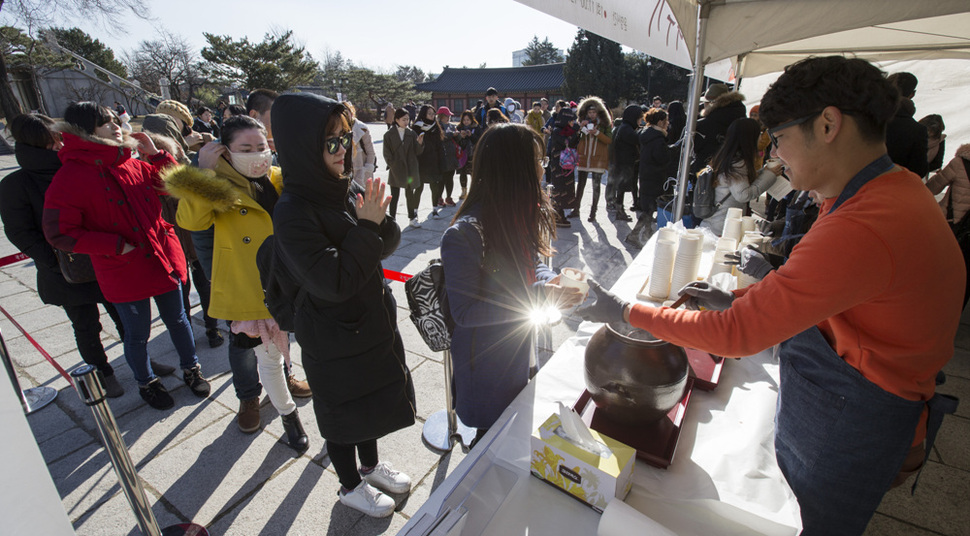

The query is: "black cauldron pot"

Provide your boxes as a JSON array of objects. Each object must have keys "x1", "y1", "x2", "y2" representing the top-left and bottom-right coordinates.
[{"x1": 584, "y1": 322, "x2": 689, "y2": 424}]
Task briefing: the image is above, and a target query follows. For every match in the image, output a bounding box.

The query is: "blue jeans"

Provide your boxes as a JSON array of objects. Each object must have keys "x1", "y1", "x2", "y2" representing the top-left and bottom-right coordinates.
[
  {"x1": 228, "y1": 330, "x2": 262, "y2": 400},
  {"x1": 114, "y1": 285, "x2": 199, "y2": 385}
]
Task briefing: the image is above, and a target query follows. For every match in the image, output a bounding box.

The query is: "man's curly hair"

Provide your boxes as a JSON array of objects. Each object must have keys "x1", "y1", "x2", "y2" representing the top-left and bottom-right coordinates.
[{"x1": 760, "y1": 56, "x2": 898, "y2": 143}]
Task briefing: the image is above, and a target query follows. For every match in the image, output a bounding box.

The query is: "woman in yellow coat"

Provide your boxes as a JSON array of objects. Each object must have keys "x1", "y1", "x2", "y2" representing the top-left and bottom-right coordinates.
[{"x1": 163, "y1": 115, "x2": 308, "y2": 452}]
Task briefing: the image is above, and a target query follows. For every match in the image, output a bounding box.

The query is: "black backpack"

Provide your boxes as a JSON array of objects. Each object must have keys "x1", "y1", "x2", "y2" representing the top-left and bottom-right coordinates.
[
  {"x1": 691, "y1": 166, "x2": 731, "y2": 219},
  {"x1": 256, "y1": 235, "x2": 306, "y2": 332}
]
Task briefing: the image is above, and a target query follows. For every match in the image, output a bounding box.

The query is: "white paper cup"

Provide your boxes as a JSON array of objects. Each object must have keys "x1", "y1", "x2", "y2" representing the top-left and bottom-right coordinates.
[
  {"x1": 716, "y1": 237, "x2": 738, "y2": 252},
  {"x1": 723, "y1": 218, "x2": 743, "y2": 241},
  {"x1": 741, "y1": 216, "x2": 757, "y2": 233},
  {"x1": 560, "y1": 267, "x2": 590, "y2": 296},
  {"x1": 657, "y1": 227, "x2": 679, "y2": 245},
  {"x1": 649, "y1": 240, "x2": 678, "y2": 298},
  {"x1": 709, "y1": 262, "x2": 733, "y2": 277},
  {"x1": 726, "y1": 207, "x2": 744, "y2": 221}
]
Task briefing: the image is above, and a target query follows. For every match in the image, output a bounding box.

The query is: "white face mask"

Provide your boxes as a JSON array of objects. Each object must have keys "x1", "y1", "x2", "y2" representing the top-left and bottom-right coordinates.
[
  {"x1": 230, "y1": 150, "x2": 272, "y2": 178},
  {"x1": 508, "y1": 104, "x2": 516, "y2": 112}
]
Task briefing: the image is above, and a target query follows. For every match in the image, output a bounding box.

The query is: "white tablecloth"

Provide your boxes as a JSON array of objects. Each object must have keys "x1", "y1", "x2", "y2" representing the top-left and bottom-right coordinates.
[{"x1": 401, "y1": 228, "x2": 802, "y2": 536}]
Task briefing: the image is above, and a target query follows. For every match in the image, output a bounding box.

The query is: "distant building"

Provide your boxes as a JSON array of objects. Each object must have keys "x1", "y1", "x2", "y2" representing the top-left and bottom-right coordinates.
[
  {"x1": 415, "y1": 63, "x2": 565, "y2": 114},
  {"x1": 512, "y1": 49, "x2": 528, "y2": 67},
  {"x1": 512, "y1": 48, "x2": 564, "y2": 67}
]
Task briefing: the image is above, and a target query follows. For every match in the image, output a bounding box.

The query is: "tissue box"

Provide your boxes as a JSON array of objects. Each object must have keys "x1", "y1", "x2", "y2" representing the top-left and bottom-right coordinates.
[{"x1": 530, "y1": 413, "x2": 636, "y2": 512}]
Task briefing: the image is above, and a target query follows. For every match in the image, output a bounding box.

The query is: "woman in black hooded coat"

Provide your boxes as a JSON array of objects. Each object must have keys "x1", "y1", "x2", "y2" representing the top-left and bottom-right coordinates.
[{"x1": 271, "y1": 94, "x2": 415, "y2": 518}]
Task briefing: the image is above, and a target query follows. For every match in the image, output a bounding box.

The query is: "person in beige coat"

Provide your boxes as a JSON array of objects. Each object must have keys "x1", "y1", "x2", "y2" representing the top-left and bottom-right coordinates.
[
  {"x1": 926, "y1": 143, "x2": 970, "y2": 307},
  {"x1": 344, "y1": 102, "x2": 376, "y2": 187},
  {"x1": 573, "y1": 96, "x2": 613, "y2": 221}
]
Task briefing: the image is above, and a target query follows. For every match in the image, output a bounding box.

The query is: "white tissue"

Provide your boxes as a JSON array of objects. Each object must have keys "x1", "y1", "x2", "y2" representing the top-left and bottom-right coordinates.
[{"x1": 556, "y1": 402, "x2": 613, "y2": 458}]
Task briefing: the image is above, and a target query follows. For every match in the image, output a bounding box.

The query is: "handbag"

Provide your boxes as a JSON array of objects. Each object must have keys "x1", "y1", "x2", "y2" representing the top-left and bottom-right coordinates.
[
  {"x1": 55, "y1": 249, "x2": 97, "y2": 284},
  {"x1": 405, "y1": 216, "x2": 483, "y2": 351}
]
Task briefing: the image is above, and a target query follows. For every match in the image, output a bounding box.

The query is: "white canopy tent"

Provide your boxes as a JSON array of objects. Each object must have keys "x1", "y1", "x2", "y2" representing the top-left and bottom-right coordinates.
[{"x1": 515, "y1": 0, "x2": 970, "y2": 218}]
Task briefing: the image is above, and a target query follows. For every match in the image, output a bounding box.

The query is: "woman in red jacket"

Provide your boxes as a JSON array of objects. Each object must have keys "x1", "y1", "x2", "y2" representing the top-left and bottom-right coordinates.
[{"x1": 43, "y1": 102, "x2": 210, "y2": 410}]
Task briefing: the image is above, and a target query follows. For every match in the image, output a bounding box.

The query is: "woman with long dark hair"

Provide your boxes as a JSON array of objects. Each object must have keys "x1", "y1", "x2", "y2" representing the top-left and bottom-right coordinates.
[
  {"x1": 272, "y1": 94, "x2": 414, "y2": 518},
  {"x1": 0, "y1": 114, "x2": 128, "y2": 397},
  {"x1": 701, "y1": 117, "x2": 783, "y2": 235},
  {"x1": 441, "y1": 123, "x2": 582, "y2": 442},
  {"x1": 43, "y1": 102, "x2": 209, "y2": 410}
]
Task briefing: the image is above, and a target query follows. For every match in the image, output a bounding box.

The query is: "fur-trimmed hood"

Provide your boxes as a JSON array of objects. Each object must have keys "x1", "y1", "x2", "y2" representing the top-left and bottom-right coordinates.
[
  {"x1": 955, "y1": 143, "x2": 970, "y2": 160},
  {"x1": 143, "y1": 132, "x2": 187, "y2": 164},
  {"x1": 702, "y1": 91, "x2": 746, "y2": 117},
  {"x1": 56, "y1": 122, "x2": 140, "y2": 168},
  {"x1": 577, "y1": 96, "x2": 613, "y2": 126},
  {"x1": 162, "y1": 158, "x2": 283, "y2": 214},
  {"x1": 162, "y1": 162, "x2": 242, "y2": 214}
]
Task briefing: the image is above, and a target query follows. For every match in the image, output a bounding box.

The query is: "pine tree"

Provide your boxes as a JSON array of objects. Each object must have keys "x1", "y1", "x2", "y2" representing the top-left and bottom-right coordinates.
[
  {"x1": 561, "y1": 29, "x2": 625, "y2": 108},
  {"x1": 522, "y1": 36, "x2": 563, "y2": 66}
]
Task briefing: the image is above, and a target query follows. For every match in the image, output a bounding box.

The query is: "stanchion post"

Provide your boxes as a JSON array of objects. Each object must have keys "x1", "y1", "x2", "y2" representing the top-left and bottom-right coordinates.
[
  {"x1": 423, "y1": 349, "x2": 476, "y2": 451},
  {"x1": 0, "y1": 327, "x2": 56, "y2": 414},
  {"x1": 71, "y1": 365, "x2": 163, "y2": 536}
]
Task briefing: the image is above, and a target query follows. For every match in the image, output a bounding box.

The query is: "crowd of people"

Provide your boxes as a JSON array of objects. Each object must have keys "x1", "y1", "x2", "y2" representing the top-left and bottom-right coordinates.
[{"x1": 0, "y1": 54, "x2": 967, "y2": 531}]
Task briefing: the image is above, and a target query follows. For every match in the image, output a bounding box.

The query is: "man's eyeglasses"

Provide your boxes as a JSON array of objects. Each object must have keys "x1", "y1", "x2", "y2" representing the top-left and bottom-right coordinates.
[
  {"x1": 767, "y1": 111, "x2": 822, "y2": 146},
  {"x1": 324, "y1": 132, "x2": 353, "y2": 155}
]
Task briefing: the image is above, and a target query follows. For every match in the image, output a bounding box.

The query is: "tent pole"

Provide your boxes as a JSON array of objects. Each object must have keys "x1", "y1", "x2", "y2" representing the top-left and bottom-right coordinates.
[{"x1": 674, "y1": 1, "x2": 712, "y2": 221}]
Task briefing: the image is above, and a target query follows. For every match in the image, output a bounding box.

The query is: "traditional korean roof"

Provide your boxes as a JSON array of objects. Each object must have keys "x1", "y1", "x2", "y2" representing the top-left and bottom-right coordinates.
[{"x1": 415, "y1": 63, "x2": 565, "y2": 93}]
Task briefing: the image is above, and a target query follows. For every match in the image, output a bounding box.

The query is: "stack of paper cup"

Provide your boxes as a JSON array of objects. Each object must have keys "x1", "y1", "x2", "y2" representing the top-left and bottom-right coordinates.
[
  {"x1": 669, "y1": 234, "x2": 704, "y2": 297},
  {"x1": 710, "y1": 237, "x2": 737, "y2": 278},
  {"x1": 648, "y1": 239, "x2": 678, "y2": 299},
  {"x1": 657, "y1": 227, "x2": 679, "y2": 244},
  {"x1": 740, "y1": 232, "x2": 767, "y2": 250},
  {"x1": 741, "y1": 216, "x2": 757, "y2": 233},
  {"x1": 716, "y1": 236, "x2": 738, "y2": 252},
  {"x1": 726, "y1": 207, "x2": 744, "y2": 221},
  {"x1": 737, "y1": 272, "x2": 760, "y2": 289},
  {"x1": 723, "y1": 217, "x2": 743, "y2": 242}
]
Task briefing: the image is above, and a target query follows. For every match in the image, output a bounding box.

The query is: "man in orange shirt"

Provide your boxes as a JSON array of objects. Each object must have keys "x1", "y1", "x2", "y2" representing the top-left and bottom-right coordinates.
[{"x1": 580, "y1": 57, "x2": 963, "y2": 536}]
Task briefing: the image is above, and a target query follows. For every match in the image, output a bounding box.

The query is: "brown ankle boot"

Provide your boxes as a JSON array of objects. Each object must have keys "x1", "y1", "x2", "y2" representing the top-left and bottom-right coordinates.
[{"x1": 238, "y1": 397, "x2": 261, "y2": 433}]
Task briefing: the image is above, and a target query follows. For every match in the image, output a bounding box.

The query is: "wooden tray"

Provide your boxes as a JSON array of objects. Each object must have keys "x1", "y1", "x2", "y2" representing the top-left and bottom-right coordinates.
[
  {"x1": 685, "y1": 348, "x2": 724, "y2": 391},
  {"x1": 573, "y1": 379, "x2": 694, "y2": 469}
]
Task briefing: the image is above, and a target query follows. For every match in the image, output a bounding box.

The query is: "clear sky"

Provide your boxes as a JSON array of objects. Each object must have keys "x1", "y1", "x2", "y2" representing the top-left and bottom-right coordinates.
[{"x1": 4, "y1": 0, "x2": 583, "y2": 75}]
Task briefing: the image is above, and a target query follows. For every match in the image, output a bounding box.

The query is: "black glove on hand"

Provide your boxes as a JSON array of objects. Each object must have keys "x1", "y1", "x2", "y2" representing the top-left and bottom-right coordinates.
[
  {"x1": 677, "y1": 281, "x2": 735, "y2": 311},
  {"x1": 725, "y1": 247, "x2": 774, "y2": 280},
  {"x1": 576, "y1": 279, "x2": 628, "y2": 324}
]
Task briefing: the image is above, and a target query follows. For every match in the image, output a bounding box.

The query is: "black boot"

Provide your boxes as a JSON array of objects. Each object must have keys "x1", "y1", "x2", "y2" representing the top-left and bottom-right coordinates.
[
  {"x1": 589, "y1": 185, "x2": 601, "y2": 222},
  {"x1": 281, "y1": 409, "x2": 309, "y2": 454}
]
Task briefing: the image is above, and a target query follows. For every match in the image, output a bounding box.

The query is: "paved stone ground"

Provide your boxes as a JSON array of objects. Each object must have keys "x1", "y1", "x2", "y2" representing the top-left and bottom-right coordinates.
[{"x1": 1, "y1": 124, "x2": 966, "y2": 535}]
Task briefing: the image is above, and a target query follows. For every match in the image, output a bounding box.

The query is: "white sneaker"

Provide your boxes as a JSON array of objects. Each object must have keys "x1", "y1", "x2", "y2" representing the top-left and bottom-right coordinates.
[
  {"x1": 410, "y1": 218, "x2": 422, "y2": 228},
  {"x1": 361, "y1": 461, "x2": 412, "y2": 494},
  {"x1": 339, "y1": 481, "x2": 395, "y2": 518}
]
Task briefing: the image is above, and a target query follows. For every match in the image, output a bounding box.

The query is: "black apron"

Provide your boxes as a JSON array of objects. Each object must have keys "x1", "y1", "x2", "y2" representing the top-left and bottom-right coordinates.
[{"x1": 773, "y1": 154, "x2": 959, "y2": 536}]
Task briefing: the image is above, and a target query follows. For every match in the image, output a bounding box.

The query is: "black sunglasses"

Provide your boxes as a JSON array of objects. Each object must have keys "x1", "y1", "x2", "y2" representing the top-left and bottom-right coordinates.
[{"x1": 324, "y1": 132, "x2": 353, "y2": 155}]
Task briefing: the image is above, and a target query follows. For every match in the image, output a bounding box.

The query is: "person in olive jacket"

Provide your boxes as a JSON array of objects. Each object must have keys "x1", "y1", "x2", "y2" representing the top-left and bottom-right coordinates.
[
  {"x1": 383, "y1": 108, "x2": 424, "y2": 226},
  {"x1": 271, "y1": 94, "x2": 415, "y2": 518},
  {"x1": 0, "y1": 113, "x2": 127, "y2": 397}
]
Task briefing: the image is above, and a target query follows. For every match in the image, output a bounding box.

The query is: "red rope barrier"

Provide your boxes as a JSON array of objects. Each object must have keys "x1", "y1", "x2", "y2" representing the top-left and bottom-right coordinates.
[
  {"x1": 0, "y1": 251, "x2": 409, "y2": 382},
  {"x1": 0, "y1": 252, "x2": 29, "y2": 268},
  {"x1": 0, "y1": 304, "x2": 73, "y2": 383},
  {"x1": 383, "y1": 268, "x2": 412, "y2": 282}
]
